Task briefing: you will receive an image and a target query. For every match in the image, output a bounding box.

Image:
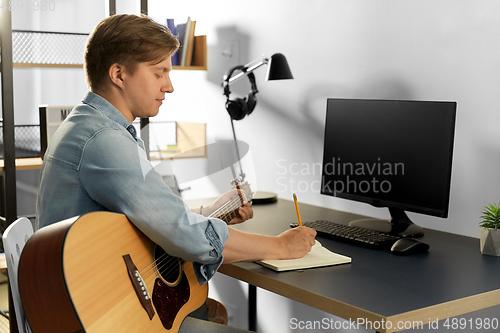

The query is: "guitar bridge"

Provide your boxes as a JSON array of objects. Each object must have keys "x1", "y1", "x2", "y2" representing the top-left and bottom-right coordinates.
[{"x1": 123, "y1": 254, "x2": 155, "y2": 320}]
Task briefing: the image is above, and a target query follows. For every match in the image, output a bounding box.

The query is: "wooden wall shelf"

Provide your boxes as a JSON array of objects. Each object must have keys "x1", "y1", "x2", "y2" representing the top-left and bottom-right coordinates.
[
  {"x1": 13, "y1": 63, "x2": 83, "y2": 68},
  {"x1": 0, "y1": 158, "x2": 42, "y2": 171},
  {"x1": 172, "y1": 66, "x2": 206, "y2": 71},
  {"x1": 173, "y1": 35, "x2": 207, "y2": 70},
  {"x1": 149, "y1": 122, "x2": 207, "y2": 160},
  {"x1": 10, "y1": 63, "x2": 206, "y2": 70},
  {"x1": 9, "y1": 33, "x2": 207, "y2": 71}
]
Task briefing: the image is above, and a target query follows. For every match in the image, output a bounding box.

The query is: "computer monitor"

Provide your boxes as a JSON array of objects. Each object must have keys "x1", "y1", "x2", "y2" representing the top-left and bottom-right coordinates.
[{"x1": 320, "y1": 98, "x2": 456, "y2": 237}]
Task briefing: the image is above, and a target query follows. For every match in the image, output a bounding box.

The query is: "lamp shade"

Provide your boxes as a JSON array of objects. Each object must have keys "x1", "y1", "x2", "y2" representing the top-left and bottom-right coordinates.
[{"x1": 265, "y1": 53, "x2": 294, "y2": 81}]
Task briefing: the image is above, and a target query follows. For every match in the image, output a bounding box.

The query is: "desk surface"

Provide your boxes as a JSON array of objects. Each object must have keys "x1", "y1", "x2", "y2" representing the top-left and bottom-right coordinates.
[{"x1": 198, "y1": 198, "x2": 500, "y2": 333}]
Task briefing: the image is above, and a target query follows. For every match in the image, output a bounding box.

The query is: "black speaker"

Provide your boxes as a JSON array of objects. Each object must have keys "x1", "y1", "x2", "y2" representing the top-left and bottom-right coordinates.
[{"x1": 222, "y1": 65, "x2": 258, "y2": 121}]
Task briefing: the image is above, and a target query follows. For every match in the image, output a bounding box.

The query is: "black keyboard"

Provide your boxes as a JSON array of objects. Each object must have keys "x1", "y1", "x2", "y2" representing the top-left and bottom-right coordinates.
[{"x1": 293, "y1": 220, "x2": 400, "y2": 249}]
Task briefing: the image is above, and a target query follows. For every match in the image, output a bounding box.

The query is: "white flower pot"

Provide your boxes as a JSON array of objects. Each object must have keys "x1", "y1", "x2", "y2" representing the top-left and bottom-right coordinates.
[{"x1": 480, "y1": 228, "x2": 500, "y2": 256}]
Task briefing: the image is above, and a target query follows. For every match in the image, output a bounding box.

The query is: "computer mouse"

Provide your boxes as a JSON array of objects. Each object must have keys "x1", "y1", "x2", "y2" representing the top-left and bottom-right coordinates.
[{"x1": 390, "y1": 238, "x2": 430, "y2": 255}]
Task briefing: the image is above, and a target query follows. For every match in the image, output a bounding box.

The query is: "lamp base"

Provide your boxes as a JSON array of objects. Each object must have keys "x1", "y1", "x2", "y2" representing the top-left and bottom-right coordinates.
[{"x1": 252, "y1": 191, "x2": 278, "y2": 205}]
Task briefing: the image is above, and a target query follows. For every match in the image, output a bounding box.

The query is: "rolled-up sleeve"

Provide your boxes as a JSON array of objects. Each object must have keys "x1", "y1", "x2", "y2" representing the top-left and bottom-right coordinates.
[
  {"x1": 193, "y1": 221, "x2": 227, "y2": 284},
  {"x1": 79, "y1": 128, "x2": 228, "y2": 285}
]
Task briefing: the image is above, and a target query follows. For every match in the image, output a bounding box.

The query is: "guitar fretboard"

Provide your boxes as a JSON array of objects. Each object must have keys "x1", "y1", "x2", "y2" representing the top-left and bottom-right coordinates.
[{"x1": 209, "y1": 183, "x2": 252, "y2": 224}]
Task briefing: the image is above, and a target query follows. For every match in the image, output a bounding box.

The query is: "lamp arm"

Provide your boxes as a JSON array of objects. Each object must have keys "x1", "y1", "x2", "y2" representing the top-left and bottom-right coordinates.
[
  {"x1": 228, "y1": 58, "x2": 269, "y2": 84},
  {"x1": 230, "y1": 118, "x2": 246, "y2": 181}
]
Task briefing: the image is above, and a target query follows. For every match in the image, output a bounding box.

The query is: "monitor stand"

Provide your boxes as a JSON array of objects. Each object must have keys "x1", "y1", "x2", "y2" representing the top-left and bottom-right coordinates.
[{"x1": 348, "y1": 208, "x2": 425, "y2": 238}]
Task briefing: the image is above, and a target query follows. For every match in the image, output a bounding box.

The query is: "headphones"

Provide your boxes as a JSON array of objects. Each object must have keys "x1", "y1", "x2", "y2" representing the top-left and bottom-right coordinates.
[{"x1": 223, "y1": 65, "x2": 258, "y2": 121}]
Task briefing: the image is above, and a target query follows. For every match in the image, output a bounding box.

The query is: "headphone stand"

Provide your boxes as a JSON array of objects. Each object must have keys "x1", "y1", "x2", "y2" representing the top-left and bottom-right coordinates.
[
  {"x1": 230, "y1": 119, "x2": 277, "y2": 205},
  {"x1": 230, "y1": 118, "x2": 246, "y2": 181}
]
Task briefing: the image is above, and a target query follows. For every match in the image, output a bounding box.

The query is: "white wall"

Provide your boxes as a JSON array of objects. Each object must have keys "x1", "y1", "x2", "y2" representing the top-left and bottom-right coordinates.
[
  {"x1": 149, "y1": 0, "x2": 500, "y2": 239},
  {"x1": 15, "y1": 0, "x2": 498, "y2": 238},
  {"x1": 147, "y1": 1, "x2": 500, "y2": 331},
  {"x1": 9, "y1": 1, "x2": 500, "y2": 332}
]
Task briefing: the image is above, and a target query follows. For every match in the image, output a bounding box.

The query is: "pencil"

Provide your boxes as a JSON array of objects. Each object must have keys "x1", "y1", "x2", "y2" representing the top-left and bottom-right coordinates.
[{"x1": 293, "y1": 193, "x2": 302, "y2": 226}]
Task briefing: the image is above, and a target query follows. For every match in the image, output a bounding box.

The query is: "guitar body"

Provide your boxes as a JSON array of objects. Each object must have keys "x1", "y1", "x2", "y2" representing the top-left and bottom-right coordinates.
[{"x1": 18, "y1": 212, "x2": 208, "y2": 333}]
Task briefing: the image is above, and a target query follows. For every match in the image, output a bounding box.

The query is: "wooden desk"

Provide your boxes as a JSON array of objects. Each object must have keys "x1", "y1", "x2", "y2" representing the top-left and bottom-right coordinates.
[
  {"x1": 211, "y1": 199, "x2": 500, "y2": 333},
  {"x1": 0, "y1": 157, "x2": 43, "y2": 235},
  {"x1": 0, "y1": 157, "x2": 42, "y2": 172},
  {"x1": 0, "y1": 254, "x2": 6, "y2": 274}
]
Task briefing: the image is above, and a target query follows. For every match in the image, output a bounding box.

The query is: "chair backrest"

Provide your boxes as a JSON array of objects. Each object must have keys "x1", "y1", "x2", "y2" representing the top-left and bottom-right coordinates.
[{"x1": 2, "y1": 217, "x2": 33, "y2": 333}]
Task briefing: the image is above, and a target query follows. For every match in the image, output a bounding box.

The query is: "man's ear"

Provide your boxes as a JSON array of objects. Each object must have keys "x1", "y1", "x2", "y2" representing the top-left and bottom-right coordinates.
[{"x1": 108, "y1": 63, "x2": 125, "y2": 89}]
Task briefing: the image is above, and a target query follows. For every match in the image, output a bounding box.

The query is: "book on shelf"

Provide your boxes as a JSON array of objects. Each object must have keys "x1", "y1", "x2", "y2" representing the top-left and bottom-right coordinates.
[
  {"x1": 256, "y1": 241, "x2": 351, "y2": 272},
  {"x1": 180, "y1": 17, "x2": 192, "y2": 67},
  {"x1": 176, "y1": 22, "x2": 186, "y2": 66},
  {"x1": 168, "y1": 17, "x2": 201, "y2": 67},
  {"x1": 184, "y1": 20, "x2": 196, "y2": 66},
  {"x1": 166, "y1": 19, "x2": 179, "y2": 66}
]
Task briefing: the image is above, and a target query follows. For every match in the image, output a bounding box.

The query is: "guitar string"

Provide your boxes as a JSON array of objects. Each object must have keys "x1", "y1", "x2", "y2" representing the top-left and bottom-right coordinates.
[
  {"x1": 149, "y1": 247, "x2": 185, "y2": 276},
  {"x1": 140, "y1": 251, "x2": 179, "y2": 281},
  {"x1": 142, "y1": 191, "x2": 248, "y2": 277},
  {"x1": 212, "y1": 190, "x2": 252, "y2": 223},
  {"x1": 216, "y1": 191, "x2": 250, "y2": 221},
  {"x1": 209, "y1": 187, "x2": 251, "y2": 220},
  {"x1": 235, "y1": 184, "x2": 245, "y2": 207},
  {"x1": 209, "y1": 184, "x2": 250, "y2": 218},
  {"x1": 149, "y1": 253, "x2": 180, "y2": 279},
  {"x1": 219, "y1": 204, "x2": 241, "y2": 222},
  {"x1": 138, "y1": 185, "x2": 253, "y2": 281},
  {"x1": 139, "y1": 241, "x2": 188, "y2": 278},
  {"x1": 138, "y1": 190, "x2": 249, "y2": 279},
  {"x1": 140, "y1": 251, "x2": 170, "y2": 276},
  {"x1": 209, "y1": 192, "x2": 248, "y2": 218},
  {"x1": 212, "y1": 198, "x2": 242, "y2": 220},
  {"x1": 139, "y1": 192, "x2": 250, "y2": 281}
]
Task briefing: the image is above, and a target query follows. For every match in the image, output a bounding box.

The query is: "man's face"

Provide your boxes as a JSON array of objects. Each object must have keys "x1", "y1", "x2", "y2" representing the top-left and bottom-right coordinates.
[{"x1": 121, "y1": 57, "x2": 174, "y2": 120}]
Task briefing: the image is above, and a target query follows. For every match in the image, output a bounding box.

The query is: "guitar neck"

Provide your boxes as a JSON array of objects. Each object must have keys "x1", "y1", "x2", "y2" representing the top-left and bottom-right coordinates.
[
  {"x1": 212, "y1": 207, "x2": 240, "y2": 224},
  {"x1": 209, "y1": 184, "x2": 252, "y2": 224}
]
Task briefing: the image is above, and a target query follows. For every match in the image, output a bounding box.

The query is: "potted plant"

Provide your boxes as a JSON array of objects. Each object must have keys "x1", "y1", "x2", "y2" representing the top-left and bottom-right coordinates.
[{"x1": 479, "y1": 203, "x2": 500, "y2": 256}]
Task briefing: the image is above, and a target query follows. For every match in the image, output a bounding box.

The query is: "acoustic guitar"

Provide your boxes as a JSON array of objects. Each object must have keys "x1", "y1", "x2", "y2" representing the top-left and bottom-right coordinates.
[{"x1": 18, "y1": 182, "x2": 252, "y2": 332}]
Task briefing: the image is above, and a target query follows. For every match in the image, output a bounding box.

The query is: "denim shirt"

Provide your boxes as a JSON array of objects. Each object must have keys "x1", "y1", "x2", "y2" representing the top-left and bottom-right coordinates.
[{"x1": 36, "y1": 91, "x2": 229, "y2": 285}]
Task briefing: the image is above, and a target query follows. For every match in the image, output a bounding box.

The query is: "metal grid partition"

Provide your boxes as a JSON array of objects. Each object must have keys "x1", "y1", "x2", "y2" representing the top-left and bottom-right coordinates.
[
  {"x1": 0, "y1": 311, "x2": 8, "y2": 333},
  {"x1": 12, "y1": 30, "x2": 88, "y2": 66},
  {"x1": 0, "y1": 125, "x2": 40, "y2": 159}
]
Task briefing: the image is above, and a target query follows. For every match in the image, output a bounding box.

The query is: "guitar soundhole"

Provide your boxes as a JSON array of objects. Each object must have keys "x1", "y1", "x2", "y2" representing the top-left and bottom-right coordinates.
[
  {"x1": 154, "y1": 245, "x2": 182, "y2": 286},
  {"x1": 152, "y1": 245, "x2": 191, "y2": 330}
]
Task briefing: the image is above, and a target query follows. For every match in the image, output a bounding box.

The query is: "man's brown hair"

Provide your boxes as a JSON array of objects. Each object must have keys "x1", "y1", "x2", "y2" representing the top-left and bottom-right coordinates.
[{"x1": 84, "y1": 14, "x2": 179, "y2": 91}]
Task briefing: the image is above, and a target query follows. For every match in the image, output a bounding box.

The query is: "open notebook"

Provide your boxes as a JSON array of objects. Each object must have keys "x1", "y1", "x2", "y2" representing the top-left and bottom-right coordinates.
[{"x1": 256, "y1": 241, "x2": 351, "y2": 272}]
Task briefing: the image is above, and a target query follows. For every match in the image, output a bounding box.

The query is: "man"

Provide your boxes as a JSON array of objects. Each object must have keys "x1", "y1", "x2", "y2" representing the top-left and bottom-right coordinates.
[{"x1": 36, "y1": 14, "x2": 316, "y2": 332}]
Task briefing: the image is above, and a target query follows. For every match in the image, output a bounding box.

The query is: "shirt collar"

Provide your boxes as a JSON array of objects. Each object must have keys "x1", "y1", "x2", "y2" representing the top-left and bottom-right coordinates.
[{"x1": 82, "y1": 91, "x2": 133, "y2": 131}]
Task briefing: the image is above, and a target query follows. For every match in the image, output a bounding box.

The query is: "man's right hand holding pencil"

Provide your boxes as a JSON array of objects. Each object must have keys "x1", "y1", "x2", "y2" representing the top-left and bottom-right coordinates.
[
  {"x1": 276, "y1": 226, "x2": 317, "y2": 259},
  {"x1": 272, "y1": 192, "x2": 316, "y2": 259},
  {"x1": 221, "y1": 192, "x2": 316, "y2": 263}
]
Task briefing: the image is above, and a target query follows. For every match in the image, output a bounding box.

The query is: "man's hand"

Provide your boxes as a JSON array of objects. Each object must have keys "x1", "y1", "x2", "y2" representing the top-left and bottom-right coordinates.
[
  {"x1": 222, "y1": 226, "x2": 316, "y2": 263},
  {"x1": 207, "y1": 187, "x2": 253, "y2": 224},
  {"x1": 227, "y1": 201, "x2": 253, "y2": 225},
  {"x1": 277, "y1": 226, "x2": 317, "y2": 259}
]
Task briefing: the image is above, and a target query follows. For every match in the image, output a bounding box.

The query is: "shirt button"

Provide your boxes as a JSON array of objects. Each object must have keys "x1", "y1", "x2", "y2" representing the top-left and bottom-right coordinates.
[
  {"x1": 127, "y1": 126, "x2": 136, "y2": 135},
  {"x1": 211, "y1": 270, "x2": 215, "y2": 275}
]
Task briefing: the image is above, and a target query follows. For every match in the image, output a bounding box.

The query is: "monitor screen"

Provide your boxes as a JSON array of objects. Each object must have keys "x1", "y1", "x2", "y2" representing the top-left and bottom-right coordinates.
[{"x1": 321, "y1": 98, "x2": 456, "y2": 236}]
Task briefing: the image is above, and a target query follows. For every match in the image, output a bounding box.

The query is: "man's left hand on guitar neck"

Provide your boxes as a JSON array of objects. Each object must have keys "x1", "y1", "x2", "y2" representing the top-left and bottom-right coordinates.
[
  {"x1": 225, "y1": 201, "x2": 253, "y2": 225},
  {"x1": 194, "y1": 187, "x2": 254, "y2": 225}
]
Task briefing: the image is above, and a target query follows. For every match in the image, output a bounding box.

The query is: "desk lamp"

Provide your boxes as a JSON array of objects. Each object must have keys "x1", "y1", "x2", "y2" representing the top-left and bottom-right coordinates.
[{"x1": 222, "y1": 53, "x2": 293, "y2": 203}]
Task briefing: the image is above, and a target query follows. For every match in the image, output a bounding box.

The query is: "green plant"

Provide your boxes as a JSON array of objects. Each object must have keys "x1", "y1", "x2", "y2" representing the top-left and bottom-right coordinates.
[{"x1": 480, "y1": 203, "x2": 500, "y2": 229}]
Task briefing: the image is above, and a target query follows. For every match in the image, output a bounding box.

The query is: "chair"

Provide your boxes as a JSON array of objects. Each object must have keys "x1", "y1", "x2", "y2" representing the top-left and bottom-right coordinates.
[{"x1": 2, "y1": 217, "x2": 33, "y2": 333}]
